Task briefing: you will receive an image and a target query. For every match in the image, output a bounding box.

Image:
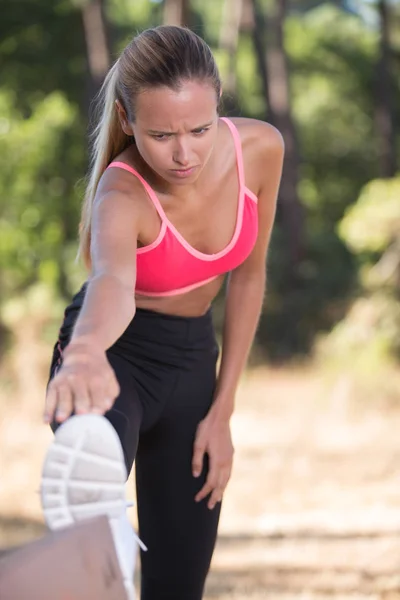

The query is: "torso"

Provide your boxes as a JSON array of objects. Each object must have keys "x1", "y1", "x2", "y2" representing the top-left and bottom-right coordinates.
[{"x1": 98, "y1": 117, "x2": 267, "y2": 317}]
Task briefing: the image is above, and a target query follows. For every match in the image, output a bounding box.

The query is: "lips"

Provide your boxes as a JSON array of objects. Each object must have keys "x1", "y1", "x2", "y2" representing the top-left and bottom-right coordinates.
[
  {"x1": 169, "y1": 166, "x2": 199, "y2": 178},
  {"x1": 171, "y1": 167, "x2": 197, "y2": 172}
]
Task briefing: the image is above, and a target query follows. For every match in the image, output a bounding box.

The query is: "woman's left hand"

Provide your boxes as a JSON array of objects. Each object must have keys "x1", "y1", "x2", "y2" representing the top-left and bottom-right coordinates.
[{"x1": 192, "y1": 407, "x2": 234, "y2": 510}]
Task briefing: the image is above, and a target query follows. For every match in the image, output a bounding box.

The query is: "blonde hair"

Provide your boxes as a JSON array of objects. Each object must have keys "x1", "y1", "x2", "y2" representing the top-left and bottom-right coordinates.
[{"x1": 78, "y1": 25, "x2": 221, "y2": 270}]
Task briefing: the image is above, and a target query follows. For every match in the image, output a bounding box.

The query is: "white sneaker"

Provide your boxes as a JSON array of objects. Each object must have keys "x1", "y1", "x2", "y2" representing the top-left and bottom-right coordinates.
[{"x1": 40, "y1": 414, "x2": 145, "y2": 600}]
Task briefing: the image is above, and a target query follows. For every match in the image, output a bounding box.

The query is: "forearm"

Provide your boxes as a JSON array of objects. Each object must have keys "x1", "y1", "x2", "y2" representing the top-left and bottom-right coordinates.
[
  {"x1": 68, "y1": 274, "x2": 136, "y2": 352},
  {"x1": 213, "y1": 271, "x2": 266, "y2": 420}
]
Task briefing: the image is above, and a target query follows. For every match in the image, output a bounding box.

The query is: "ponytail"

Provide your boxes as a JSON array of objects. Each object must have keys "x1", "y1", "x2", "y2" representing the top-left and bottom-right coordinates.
[
  {"x1": 76, "y1": 26, "x2": 222, "y2": 271},
  {"x1": 77, "y1": 59, "x2": 130, "y2": 270}
]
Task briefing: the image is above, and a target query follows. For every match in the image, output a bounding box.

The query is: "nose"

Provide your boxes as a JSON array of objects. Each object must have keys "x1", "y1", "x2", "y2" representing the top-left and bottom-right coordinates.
[{"x1": 172, "y1": 138, "x2": 190, "y2": 167}]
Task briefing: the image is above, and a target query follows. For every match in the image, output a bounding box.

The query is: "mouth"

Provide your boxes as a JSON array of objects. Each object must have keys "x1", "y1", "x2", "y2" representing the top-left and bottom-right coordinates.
[{"x1": 169, "y1": 166, "x2": 199, "y2": 178}]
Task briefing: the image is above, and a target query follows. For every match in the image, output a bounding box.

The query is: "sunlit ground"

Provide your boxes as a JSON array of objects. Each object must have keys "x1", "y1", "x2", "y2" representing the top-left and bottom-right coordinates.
[{"x1": 1, "y1": 318, "x2": 400, "y2": 599}]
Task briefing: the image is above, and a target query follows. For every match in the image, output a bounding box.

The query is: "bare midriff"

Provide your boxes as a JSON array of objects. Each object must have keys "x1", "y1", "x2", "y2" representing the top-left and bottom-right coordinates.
[{"x1": 135, "y1": 273, "x2": 226, "y2": 317}]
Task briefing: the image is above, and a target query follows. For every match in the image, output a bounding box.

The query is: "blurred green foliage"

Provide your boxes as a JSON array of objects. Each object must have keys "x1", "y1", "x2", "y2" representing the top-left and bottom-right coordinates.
[
  {"x1": 315, "y1": 176, "x2": 400, "y2": 373},
  {"x1": 0, "y1": 91, "x2": 84, "y2": 297},
  {"x1": 0, "y1": 0, "x2": 399, "y2": 362}
]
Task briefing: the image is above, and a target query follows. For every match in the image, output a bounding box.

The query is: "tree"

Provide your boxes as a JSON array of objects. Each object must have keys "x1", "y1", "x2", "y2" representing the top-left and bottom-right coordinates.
[
  {"x1": 291, "y1": 0, "x2": 398, "y2": 177},
  {"x1": 374, "y1": 0, "x2": 397, "y2": 177},
  {"x1": 219, "y1": 0, "x2": 244, "y2": 100},
  {"x1": 249, "y1": 0, "x2": 305, "y2": 271},
  {"x1": 80, "y1": 0, "x2": 111, "y2": 115},
  {"x1": 163, "y1": 0, "x2": 191, "y2": 26}
]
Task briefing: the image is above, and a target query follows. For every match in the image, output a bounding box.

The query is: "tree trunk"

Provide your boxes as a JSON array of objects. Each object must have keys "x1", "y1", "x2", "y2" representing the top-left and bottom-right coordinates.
[
  {"x1": 163, "y1": 0, "x2": 191, "y2": 26},
  {"x1": 249, "y1": 0, "x2": 271, "y2": 116},
  {"x1": 219, "y1": 0, "x2": 243, "y2": 100},
  {"x1": 81, "y1": 0, "x2": 111, "y2": 115},
  {"x1": 375, "y1": 0, "x2": 397, "y2": 177},
  {"x1": 250, "y1": 0, "x2": 304, "y2": 269}
]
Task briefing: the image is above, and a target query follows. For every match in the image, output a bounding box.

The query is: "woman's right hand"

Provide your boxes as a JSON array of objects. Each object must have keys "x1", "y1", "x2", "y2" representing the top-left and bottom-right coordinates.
[{"x1": 44, "y1": 343, "x2": 120, "y2": 424}]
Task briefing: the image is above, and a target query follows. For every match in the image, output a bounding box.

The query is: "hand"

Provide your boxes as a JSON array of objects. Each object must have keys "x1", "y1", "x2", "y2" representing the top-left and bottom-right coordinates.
[
  {"x1": 44, "y1": 343, "x2": 120, "y2": 424},
  {"x1": 192, "y1": 409, "x2": 234, "y2": 510}
]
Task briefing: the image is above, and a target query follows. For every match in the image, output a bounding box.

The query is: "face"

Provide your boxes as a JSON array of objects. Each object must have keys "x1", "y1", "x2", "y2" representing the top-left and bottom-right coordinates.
[{"x1": 116, "y1": 80, "x2": 219, "y2": 185}]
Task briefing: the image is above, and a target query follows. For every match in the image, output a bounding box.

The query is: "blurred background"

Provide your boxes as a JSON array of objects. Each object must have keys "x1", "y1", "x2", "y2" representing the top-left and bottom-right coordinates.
[{"x1": 1, "y1": 0, "x2": 400, "y2": 598}]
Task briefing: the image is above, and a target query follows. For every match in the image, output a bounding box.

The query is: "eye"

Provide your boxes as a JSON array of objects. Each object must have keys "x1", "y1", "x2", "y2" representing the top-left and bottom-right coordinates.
[
  {"x1": 192, "y1": 127, "x2": 210, "y2": 136},
  {"x1": 151, "y1": 133, "x2": 171, "y2": 141}
]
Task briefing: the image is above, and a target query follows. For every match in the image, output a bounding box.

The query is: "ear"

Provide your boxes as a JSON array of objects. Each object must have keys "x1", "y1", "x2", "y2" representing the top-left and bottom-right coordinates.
[{"x1": 115, "y1": 100, "x2": 134, "y2": 136}]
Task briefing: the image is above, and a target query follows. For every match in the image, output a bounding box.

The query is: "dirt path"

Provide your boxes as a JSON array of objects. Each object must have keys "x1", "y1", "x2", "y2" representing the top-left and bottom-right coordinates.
[
  {"x1": 1, "y1": 365, "x2": 400, "y2": 598},
  {"x1": 207, "y1": 369, "x2": 400, "y2": 599}
]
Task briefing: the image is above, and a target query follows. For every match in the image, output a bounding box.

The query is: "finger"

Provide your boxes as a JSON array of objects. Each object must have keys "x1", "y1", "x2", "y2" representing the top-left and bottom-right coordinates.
[
  {"x1": 88, "y1": 377, "x2": 109, "y2": 414},
  {"x1": 195, "y1": 480, "x2": 214, "y2": 503},
  {"x1": 68, "y1": 377, "x2": 91, "y2": 417},
  {"x1": 208, "y1": 486, "x2": 224, "y2": 510},
  {"x1": 195, "y1": 447, "x2": 220, "y2": 500},
  {"x1": 44, "y1": 381, "x2": 58, "y2": 424},
  {"x1": 208, "y1": 469, "x2": 229, "y2": 509},
  {"x1": 107, "y1": 371, "x2": 120, "y2": 399},
  {"x1": 97, "y1": 371, "x2": 119, "y2": 414},
  {"x1": 192, "y1": 443, "x2": 205, "y2": 478},
  {"x1": 105, "y1": 374, "x2": 120, "y2": 410},
  {"x1": 195, "y1": 469, "x2": 218, "y2": 503},
  {"x1": 54, "y1": 383, "x2": 74, "y2": 423}
]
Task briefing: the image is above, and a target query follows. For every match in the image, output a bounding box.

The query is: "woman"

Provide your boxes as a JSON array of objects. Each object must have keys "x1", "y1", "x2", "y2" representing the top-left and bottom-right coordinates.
[{"x1": 40, "y1": 25, "x2": 283, "y2": 600}]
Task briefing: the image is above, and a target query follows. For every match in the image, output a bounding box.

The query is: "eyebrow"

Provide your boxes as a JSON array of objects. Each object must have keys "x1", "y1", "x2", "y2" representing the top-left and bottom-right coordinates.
[{"x1": 147, "y1": 121, "x2": 214, "y2": 135}]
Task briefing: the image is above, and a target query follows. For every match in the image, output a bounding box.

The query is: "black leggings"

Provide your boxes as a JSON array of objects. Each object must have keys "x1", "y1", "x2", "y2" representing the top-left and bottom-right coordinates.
[{"x1": 48, "y1": 283, "x2": 221, "y2": 600}]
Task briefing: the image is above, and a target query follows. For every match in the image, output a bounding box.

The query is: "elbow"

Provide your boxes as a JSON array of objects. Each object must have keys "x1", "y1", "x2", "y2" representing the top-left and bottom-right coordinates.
[
  {"x1": 90, "y1": 271, "x2": 136, "y2": 295},
  {"x1": 229, "y1": 266, "x2": 266, "y2": 287},
  {"x1": 227, "y1": 269, "x2": 266, "y2": 303}
]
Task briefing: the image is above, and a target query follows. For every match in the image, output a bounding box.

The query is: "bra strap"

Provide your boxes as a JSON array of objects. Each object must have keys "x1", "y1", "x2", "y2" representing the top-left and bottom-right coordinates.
[
  {"x1": 220, "y1": 117, "x2": 245, "y2": 187},
  {"x1": 107, "y1": 161, "x2": 167, "y2": 221}
]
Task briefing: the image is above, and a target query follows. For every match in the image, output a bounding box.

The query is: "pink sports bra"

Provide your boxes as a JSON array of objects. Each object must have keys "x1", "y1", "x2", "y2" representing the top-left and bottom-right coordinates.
[{"x1": 107, "y1": 117, "x2": 258, "y2": 297}]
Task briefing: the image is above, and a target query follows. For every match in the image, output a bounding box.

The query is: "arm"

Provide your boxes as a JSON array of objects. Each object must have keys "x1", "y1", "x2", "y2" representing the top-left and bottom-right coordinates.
[
  {"x1": 68, "y1": 190, "x2": 138, "y2": 352},
  {"x1": 192, "y1": 123, "x2": 284, "y2": 508},
  {"x1": 44, "y1": 182, "x2": 142, "y2": 424},
  {"x1": 212, "y1": 124, "x2": 284, "y2": 420}
]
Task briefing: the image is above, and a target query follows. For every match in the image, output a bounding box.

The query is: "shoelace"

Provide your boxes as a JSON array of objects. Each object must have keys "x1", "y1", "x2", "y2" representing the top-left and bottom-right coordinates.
[
  {"x1": 126, "y1": 501, "x2": 147, "y2": 552},
  {"x1": 38, "y1": 492, "x2": 148, "y2": 551}
]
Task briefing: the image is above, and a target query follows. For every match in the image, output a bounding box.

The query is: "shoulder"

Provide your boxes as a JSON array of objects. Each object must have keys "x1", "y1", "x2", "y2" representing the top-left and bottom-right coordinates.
[
  {"x1": 229, "y1": 117, "x2": 284, "y2": 157},
  {"x1": 226, "y1": 117, "x2": 284, "y2": 196},
  {"x1": 95, "y1": 157, "x2": 153, "y2": 223}
]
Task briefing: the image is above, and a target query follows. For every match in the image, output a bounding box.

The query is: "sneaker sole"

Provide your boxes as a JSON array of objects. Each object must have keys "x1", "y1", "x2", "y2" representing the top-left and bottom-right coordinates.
[
  {"x1": 41, "y1": 414, "x2": 127, "y2": 529},
  {"x1": 41, "y1": 414, "x2": 134, "y2": 599}
]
